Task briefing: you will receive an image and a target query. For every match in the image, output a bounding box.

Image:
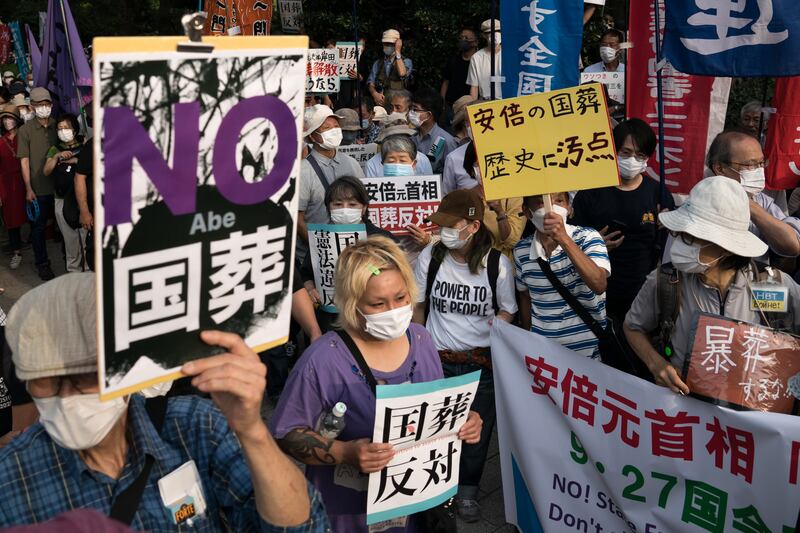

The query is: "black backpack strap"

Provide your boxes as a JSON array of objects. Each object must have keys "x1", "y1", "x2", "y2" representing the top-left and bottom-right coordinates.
[
  {"x1": 536, "y1": 258, "x2": 605, "y2": 340},
  {"x1": 656, "y1": 262, "x2": 681, "y2": 358},
  {"x1": 424, "y1": 249, "x2": 444, "y2": 323},
  {"x1": 336, "y1": 329, "x2": 378, "y2": 395},
  {"x1": 487, "y1": 249, "x2": 501, "y2": 315},
  {"x1": 108, "y1": 395, "x2": 168, "y2": 525},
  {"x1": 306, "y1": 154, "x2": 330, "y2": 193}
]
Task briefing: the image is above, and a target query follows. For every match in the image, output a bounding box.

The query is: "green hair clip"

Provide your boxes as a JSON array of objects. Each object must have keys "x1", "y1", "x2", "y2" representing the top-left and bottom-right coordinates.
[{"x1": 367, "y1": 265, "x2": 381, "y2": 276}]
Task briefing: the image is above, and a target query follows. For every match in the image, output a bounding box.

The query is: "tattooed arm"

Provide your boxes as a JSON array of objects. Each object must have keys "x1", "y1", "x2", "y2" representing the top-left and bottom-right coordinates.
[{"x1": 278, "y1": 429, "x2": 396, "y2": 473}]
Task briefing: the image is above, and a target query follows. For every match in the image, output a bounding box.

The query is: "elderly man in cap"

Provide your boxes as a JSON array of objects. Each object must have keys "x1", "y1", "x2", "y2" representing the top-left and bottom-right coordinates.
[
  {"x1": 364, "y1": 113, "x2": 433, "y2": 177},
  {"x1": 0, "y1": 273, "x2": 329, "y2": 530},
  {"x1": 367, "y1": 29, "x2": 413, "y2": 107},
  {"x1": 297, "y1": 104, "x2": 365, "y2": 265},
  {"x1": 467, "y1": 19, "x2": 502, "y2": 100},
  {"x1": 17, "y1": 87, "x2": 58, "y2": 281}
]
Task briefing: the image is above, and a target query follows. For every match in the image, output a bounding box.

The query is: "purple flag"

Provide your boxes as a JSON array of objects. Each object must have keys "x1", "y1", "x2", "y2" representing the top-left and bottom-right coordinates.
[
  {"x1": 37, "y1": 0, "x2": 92, "y2": 116},
  {"x1": 26, "y1": 24, "x2": 41, "y2": 84}
]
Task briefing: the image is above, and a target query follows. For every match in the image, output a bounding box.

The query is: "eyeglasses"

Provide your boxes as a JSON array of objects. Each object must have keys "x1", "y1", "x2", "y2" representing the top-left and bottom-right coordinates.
[
  {"x1": 727, "y1": 159, "x2": 768, "y2": 171},
  {"x1": 617, "y1": 148, "x2": 649, "y2": 162},
  {"x1": 27, "y1": 372, "x2": 98, "y2": 398}
]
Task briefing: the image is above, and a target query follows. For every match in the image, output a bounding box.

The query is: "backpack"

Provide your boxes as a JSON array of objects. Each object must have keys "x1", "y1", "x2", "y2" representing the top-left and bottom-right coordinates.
[{"x1": 424, "y1": 246, "x2": 502, "y2": 322}]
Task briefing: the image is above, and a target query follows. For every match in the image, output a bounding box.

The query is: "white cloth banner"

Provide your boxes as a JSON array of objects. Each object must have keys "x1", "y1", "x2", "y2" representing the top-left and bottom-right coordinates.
[{"x1": 490, "y1": 320, "x2": 800, "y2": 533}]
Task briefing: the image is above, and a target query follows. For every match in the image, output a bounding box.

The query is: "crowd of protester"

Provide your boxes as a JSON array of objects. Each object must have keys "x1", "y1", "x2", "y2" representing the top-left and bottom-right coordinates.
[{"x1": 1, "y1": 13, "x2": 800, "y2": 533}]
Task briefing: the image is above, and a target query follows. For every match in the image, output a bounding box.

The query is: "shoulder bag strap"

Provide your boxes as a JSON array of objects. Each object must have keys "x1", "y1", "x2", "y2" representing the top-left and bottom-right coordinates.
[
  {"x1": 535, "y1": 258, "x2": 605, "y2": 340},
  {"x1": 336, "y1": 329, "x2": 378, "y2": 395},
  {"x1": 108, "y1": 395, "x2": 168, "y2": 525},
  {"x1": 306, "y1": 154, "x2": 331, "y2": 194},
  {"x1": 487, "y1": 248, "x2": 501, "y2": 315}
]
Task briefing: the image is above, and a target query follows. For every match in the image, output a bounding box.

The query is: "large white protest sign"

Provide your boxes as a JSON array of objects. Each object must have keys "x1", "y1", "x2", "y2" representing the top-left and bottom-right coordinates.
[
  {"x1": 490, "y1": 320, "x2": 800, "y2": 533},
  {"x1": 307, "y1": 223, "x2": 366, "y2": 312},
  {"x1": 307, "y1": 48, "x2": 339, "y2": 94},
  {"x1": 337, "y1": 143, "x2": 378, "y2": 172},
  {"x1": 367, "y1": 372, "x2": 480, "y2": 525},
  {"x1": 581, "y1": 71, "x2": 624, "y2": 104},
  {"x1": 362, "y1": 175, "x2": 442, "y2": 236}
]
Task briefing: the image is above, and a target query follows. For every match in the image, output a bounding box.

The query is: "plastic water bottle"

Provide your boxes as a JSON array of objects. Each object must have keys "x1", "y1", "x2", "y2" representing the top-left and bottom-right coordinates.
[{"x1": 316, "y1": 402, "x2": 347, "y2": 439}]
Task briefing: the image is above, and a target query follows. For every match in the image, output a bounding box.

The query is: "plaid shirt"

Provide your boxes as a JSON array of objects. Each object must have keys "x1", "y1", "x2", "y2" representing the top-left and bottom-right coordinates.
[{"x1": 0, "y1": 395, "x2": 330, "y2": 532}]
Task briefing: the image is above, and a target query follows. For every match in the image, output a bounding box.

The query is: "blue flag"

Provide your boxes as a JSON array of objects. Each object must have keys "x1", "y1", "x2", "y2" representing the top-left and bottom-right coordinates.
[
  {"x1": 8, "y1": 22, "x2": 29, "y2": 81},
  {"x1": 500, "y1": 0, "x2": 584, "y2": 98},
  {"x1": 663, "y1": 0, "x2": 800, "y2": 77}
]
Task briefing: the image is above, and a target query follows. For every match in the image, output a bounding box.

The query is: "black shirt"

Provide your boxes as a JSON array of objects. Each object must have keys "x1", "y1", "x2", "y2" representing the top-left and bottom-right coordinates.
[
  {"x1": 441, "y1": 54, "x2": 472, "y2": 105},
  {"x1": 572, "y1": 178, "x2": 675, "y2": 304}
]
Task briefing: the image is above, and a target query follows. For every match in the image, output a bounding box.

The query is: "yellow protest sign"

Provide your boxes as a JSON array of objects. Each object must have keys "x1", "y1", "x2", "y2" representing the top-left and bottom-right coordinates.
[{"x1": 467, "y1": 83, "x2": 619, "y2": 201}]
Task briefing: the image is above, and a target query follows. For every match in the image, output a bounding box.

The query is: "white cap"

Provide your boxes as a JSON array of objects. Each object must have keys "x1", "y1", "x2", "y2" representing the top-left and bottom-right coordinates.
[{"x1": 303, "y1": 104, "x2": 337, "y2": 137}]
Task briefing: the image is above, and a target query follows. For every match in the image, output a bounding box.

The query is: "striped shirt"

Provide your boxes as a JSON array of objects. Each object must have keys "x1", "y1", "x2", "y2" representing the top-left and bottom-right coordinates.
[{"x1": 514, "y1": 225, "x2": 611, "y2": 358}]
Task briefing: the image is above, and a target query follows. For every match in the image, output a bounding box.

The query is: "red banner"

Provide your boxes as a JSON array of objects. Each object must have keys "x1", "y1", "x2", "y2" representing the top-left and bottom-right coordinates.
[
  {"x1": 626, "y1": 1, "x2": 727, "y2": 194},
  {"x1": 765, "y1": 77, "x2": 800, "y2": 191}
]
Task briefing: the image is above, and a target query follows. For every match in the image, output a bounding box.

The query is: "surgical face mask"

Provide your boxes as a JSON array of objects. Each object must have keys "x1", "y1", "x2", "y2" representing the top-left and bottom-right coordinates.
[
  {"x1": 33, "y1": 393, "x2": 129, "y2": 450},
  {"x1": 600, "y1": 46, "x2": 618, "y2": 63},
  {"x1": 34, "y1": 105, "x2": 52, "y2": 119},
  {"x1": 529, "y1": 204, "x2": 569, "y2": 233},
  {"x1": 57, "y1": 129, "x2": 75, "y2": 143},
  {"x1": 330, "y1": 207, "x2": 363, "y2": 225},
  {"x1": 383, "y1": 46, "x2": 395, "y2": 56},
  {"x1": 316, "y1": 127, "x2": 343, "y2": 150},
  {"x1": 360, "y1": 304, "x2": 413, "y2": 341},
  {"x1": 21, "y1": 110, "x2": 34, "y2": 122},
  {"x1": 440, "y1": 225, "x2": 473, "y2": 250},
  {"x1": 361, "y1": 118, "x2": 370, "y2": 129},
  {"x1": 735, "y1": 167, "x2": 766, "y2": 195},
  {"x1": 669, "y1": 238, "x2": 721, "y2": 274},
  {"x1": 407, "y1": 110, "x2": 425, "y2": 128},
  {"x1": 617, "y1": 156, "x2": 648, "y2": 179},
  {"x1": 2, "y1": 118, "x2": 16, "y2": 131},
  {"x1": 384, "y1": 162, "x2": 414, "y2": 176}
]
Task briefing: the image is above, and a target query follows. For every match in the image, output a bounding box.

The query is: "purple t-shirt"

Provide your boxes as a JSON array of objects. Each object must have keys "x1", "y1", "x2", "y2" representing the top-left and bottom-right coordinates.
[{"x1": 270, "y1": 323, "x2": 444, "y2": 533}]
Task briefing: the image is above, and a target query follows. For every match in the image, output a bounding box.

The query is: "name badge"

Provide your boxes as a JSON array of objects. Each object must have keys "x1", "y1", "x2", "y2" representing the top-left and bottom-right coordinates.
[
  {"x1": 750, "y1": 284, "x2": 788, "y2": 313},
  {"x1": 158, "y1": 460, "x2": 207, "y2": 525}
]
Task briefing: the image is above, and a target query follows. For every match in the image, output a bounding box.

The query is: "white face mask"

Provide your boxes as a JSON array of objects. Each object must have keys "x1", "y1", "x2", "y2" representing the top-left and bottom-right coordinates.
[
  {"x1": 600, "y1": 46, "x2": 618, "y2": 63},
  {"x1": 34, "y1": 105, "x2": 52, "y2": 119},
  {"x1": 440, "y1": 225, "x2": 473, "y2": 250},
  {"x1": 330, "y1": 207, "x2": 363, "y2": 225},
  {"x1": 2, "y1": 118, "x2": 16, "y2": 131},
  {"x1": 669, "y1": 238, "x2": 721, "y2": 274},
  {"x1": 57, "y1": 129, "x2": 75, "y2": 143},
  {"x1": 21, "y1": 110, "x2": 34, "y2": 122},
  {"x1": 360, "y1": 304, "x2": 413, "y2": 341},
  {"x1": 407, "y1": 110, "x2": 425, "y2": 128},
  {"x1": 736, "y1": 167, "x2": 766, "y2": 195},
  {"x1": 617, "y1": 156, "x2": 648, "y2": 179},
  {"x1": 316, "y1": 127, "x2": 343, "y2": 150},
  {"x1": 529, "y1": 204, "x2": 569, "y2": 233},
  {"x1": 33, "y1": 393, "x2": 129, "y2": 450}
]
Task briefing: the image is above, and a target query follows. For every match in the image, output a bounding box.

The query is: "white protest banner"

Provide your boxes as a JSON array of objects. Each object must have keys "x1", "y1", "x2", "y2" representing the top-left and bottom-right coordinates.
[
  {"x1": 94, "y1": 35, "x2": 307, "y2": 399},
  {"x1": 335, "y1": 41, "x2": 361, "y2": 79},
  {"x1": 362, "y1": 175, "x2": 442, "y2": 236},
  {"x1": 490, "y1": 320, "x2": 800, "y2": 533},
  {"x1": 581, "y1": 71, "x2": 624, "y2": 104},
  {"x1": 337, "y1": 143, "x2": 378, "y2": 172},
  {"x1": 307, "y1": 223, "x2": 366, "y2": 312},
  {"x1": 278, "y1": 0, "x2": 303, "y2": 33},
  {"x1": 367, "y1": 372, "x2": 480, "y2": 525},
  {"x1": 306, "y1": 48, "x2": 339, "y2": 94}
]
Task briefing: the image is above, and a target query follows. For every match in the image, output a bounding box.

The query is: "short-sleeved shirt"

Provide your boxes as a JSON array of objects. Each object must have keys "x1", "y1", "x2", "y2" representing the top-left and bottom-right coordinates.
[
  {"x1": 441, "y1": 54, "x2": 472, "y2": 105},
  {"x1": 270, "y1": 324, "x2": 443, "y2": 533},
  {"x1": 514, "y1": 226, "x2": 611, "y2": 358},
  {"x1": 415, "y1": 245, "x2": 517, "y2": 351},
  {"x1": 412, "y1": 123, "x2": 458, "y2": 174},
  {"x1": 16, "y1": 118, "x2": 57, "y2": 196},
  {"x1": 364, "y1": 151, "x2": 432, "y2": 177},
  {"x1": 466, "y1": 48, "x2": 502, "y2": 100}
]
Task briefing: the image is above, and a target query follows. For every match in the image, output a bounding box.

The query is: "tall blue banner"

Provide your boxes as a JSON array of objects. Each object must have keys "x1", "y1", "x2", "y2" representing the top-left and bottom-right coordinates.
[
  {"x1": 663, "y1": 0, "x2": 800, "y2": 77},
  {"x1": 8, "y1": 22, "x2": 28, "y2": 81},
  {"x1": 500, "y1": 0, "x2": 584, "y2": 98}
]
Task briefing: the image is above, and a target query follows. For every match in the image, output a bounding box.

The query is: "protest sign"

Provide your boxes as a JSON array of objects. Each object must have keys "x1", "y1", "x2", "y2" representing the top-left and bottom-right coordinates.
[
  {"x1": 684, "y1": 313, "x2": 800, "y2": 414},
  {"x1": 500, "y1": 0, "x2": 583, "y2": 97},
  {"x1": 337, "y1": 143, "x2": 378, "y2": 172},
  {"x1": 765, "y1": 77, "x2": 800, "y2": 190},
  {"x1": 466, "y1": 83, "x2": 618, "y2": 201},
  {"x1": 663, "y1": 0, "x2": 800, "y2": 77},
  {"x1": 367, "y1": 372, "x2": 480, "y2": 525},
  {"x1": 335, "y1": 41, "x2": 361, "y2": 79},
  {"x1": 307, "y1": 224, "x2": 366, "y2": 313},
  {"x1": 627, "y1": 0, "x2": 730, "y2": 194},
  {"x1": 490, "y1": 319, "x2": 800, "y2": 533},
  {"x1": 580, "y1": 71, "x2": 624, "y2": 105},
  {"x1": 307, "y1": 48, "x2": 339, "y2": 94},
  {"x1": 278, "y1": 0, "x2": 303, "y2": 34},
  {"x1": 94, "y1": 35, "x2": 308, "y2": 399},
  {"x1": 362, "y1": 175, "x2": 441, "y2": 236}
]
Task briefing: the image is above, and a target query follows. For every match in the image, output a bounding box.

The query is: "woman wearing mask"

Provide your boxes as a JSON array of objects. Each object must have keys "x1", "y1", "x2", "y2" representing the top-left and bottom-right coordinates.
[
  {"x1": 0, "y1": 105, "x2": 26, "y2": 270},
  {"x1": 43, "y1": 113, "x2": 86, "y2": 273},
  {"x1": 301, "y1": 176, "x2": 397, "y2": 332},
  {"x1": 412, "y1": 188, "x2": 516, "y2": 523},
  {"x1": 572, "y1": 119, "x2": 674, "y2": 325},
  {"x1": 624, "y1": 176, "x2": 800, "y2": 394},
  {"x1": 272, "y1": 236, "x2": 482, "y2": 533}
]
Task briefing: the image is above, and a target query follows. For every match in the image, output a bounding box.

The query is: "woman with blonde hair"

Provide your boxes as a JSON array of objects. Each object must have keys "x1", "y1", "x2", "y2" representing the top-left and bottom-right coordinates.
[{"x1": 271, "y1": 236, "x2": 482, "y2": 532}]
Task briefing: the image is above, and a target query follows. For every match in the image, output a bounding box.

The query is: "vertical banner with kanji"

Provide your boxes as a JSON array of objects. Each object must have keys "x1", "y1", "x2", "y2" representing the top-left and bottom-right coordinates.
[
  {"x1": 627, "y1": 0, "x2": 730, "y2": 194},
  {"x1": 306, "y1": 48, "x2": 340, "y2": 94},
  {"x1": 500, "y1": 0, "x2": 583, "y2": 98},
  {"x1": 764, "y1": 76, "x2": 800, "y2": 191},
  {"x1": 490, "y1": 319, "x2": 800, "y2": 533},
  {"x1": 362, "y1": 175, "x2": 442, "y2": 236},
  {"x1": 307, "y1": 224, "x2": 366, "y2": 313},
  {"x1": 367, "y1": 372, "x2": 480, "y2": 525},
  {"x1": 94, "y1": 36, "x2": 308, "y2": 399},
  {"x1": 278, "y1": 0, "x2": 303, "y2": 34},
  {"x1": 466, "y1": 84, "x2": 619, "y2": 201}
]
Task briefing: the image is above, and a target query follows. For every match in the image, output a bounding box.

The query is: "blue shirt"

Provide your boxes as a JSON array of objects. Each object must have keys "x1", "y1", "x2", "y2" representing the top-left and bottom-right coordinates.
[{"x1": 0, "y1": 395, "x2": 330, "y2": 532}]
